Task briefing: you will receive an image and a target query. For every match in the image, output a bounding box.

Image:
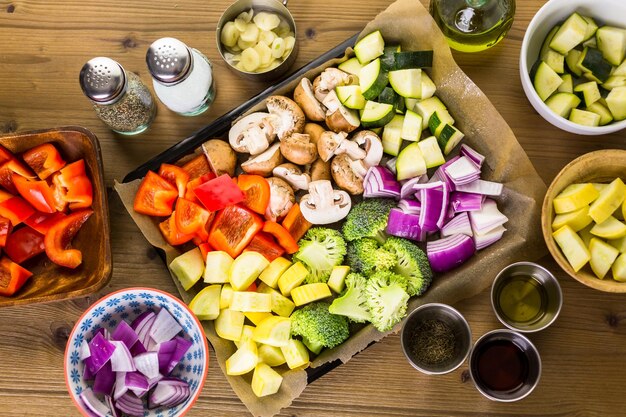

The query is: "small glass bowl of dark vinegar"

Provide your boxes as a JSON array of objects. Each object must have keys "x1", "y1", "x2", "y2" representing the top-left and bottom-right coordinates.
[{"x1": 469, "y1": 329, "x2": 541, "y2": 401}]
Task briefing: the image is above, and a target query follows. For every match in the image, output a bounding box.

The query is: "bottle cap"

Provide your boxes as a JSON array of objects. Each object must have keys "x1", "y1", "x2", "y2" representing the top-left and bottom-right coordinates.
[
  {"x1": 79, "y1": 57, "x2": 127, "y2": 104},
  {"x1": 146, "y1": 37, "x2": 192, "y2": 84}
]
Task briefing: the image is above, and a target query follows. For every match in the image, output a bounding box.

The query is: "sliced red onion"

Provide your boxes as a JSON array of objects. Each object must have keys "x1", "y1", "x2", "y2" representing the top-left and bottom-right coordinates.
[
  {"x1": 164, "y1": 336, "x2": 193, "y2": 375},
  {"x1": 400, "y1": 176, "x2": 427, "y2": 199},
  {"x1": 427, "y1": 234, "x2": 476, "y2": 273},
  {"x1": 436, "y1": 183, "x2": 450, "y2": 229},
  {"x1": 419, "y1": 185, "x2": 446, "y2": 232},
  {"x1": 111, "y1": 320, "x2": 139, "y2": 350},
  {"x1": 455, "y1": 179, "x2": 503, "y2": 196},
  {"x1": 474, "y1": 225, "x2": 506, "y2": 250},
  {"x1": 79, "y1": 339, "x2": 91, "y2": 361},
  {"x1": 79, "y1": 388, "x2": 111, "y2": 417},
  {"x1": 157, "y1": 339, "x2": 178, "y2": 375},
  {"x1": 131, "y1": 311, "x2": 153, "y2": 330},
  {"x1": 398, "y1": 199, "x2": 421, "y2": 215},
  {"x1": 133, "y1": 351, "x2": 160, "y2": 379},
  {"x1": 363, "y1": 166, "x2": 401, "y2": 199},
  {"x1": 149, "y1": 308, "x2": 183, "y2": 345},
  {"x1": 450, "y1": 192, "x2": 485, "y2": 213},
  {"x1": 85, "y1": 332, "x2": 116, "y2": 376},
  {"x1": 444, "y1": 156, "x2": 481, "y2": 186},
  {"x1": 113, "y1": 372, "x2": 128, "y2": 400},
  {"x1": 147, "y1": 374, "x2": 164, "y2": 391},
  {"x1": 429, "y1": 157, "x2": 458, "y2": 191},
  {"x1": 104, "y1": 395, "x2": 121, "y2": 417},
  {"x1": 441, "y1": 212, "x2": 473, "y2": 237},
  {"x1": 93, "y1": 362, "x2": 115, "y2": 396},
  {"x1": 135, "y1": 313, "x2": 156, "y2": 350},
  {"x1": 460, "y1": 144, "x2": 485, "y2": 168},
  {"x1": 469, "y1": 199, "x2": 508, "y2": 235},
  {"x1": 385, "y1": 157, "x2": 397, "y2": 175},
  {"x1": 149, "y1": 379, "x2": 190, "y2": 409},
  {"x1": 125, "y1": 372, "x2": 149, "y2": 398},
  {"x1": 110, "y1": 341, "x2": 136, "y2": 373},
  {"x1": 94, "y1": 328, "x2": 111, "y2": 340},
  {"x1": 386, "y1": 208, "x2": 426, "y2": 241},
  {"x1": 129, "y1": 341, "x2": 147, "y2": 356},
  {"x1": 115, "y1": 392, "x2": 144, "y2": 417}
]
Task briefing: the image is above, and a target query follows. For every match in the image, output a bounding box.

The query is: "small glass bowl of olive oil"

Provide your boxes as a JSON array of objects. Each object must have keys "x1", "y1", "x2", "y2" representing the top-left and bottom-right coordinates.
[
  {"x1": 429, "y1": 0, "x2": 515, "y2": 52},
  {"x1": 491, "y1": 262, "x2": 563, "y2": 332}
]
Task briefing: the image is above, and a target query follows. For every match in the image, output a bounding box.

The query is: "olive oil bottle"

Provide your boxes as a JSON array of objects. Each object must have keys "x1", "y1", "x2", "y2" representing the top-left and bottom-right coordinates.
[{"x1": 430, "y1": 0, "x2": 515, "y2": 52}]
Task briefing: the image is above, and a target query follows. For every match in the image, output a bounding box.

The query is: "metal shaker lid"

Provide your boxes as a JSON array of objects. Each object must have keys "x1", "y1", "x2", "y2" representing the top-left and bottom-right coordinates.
[
  {"x1": 146, "y1": 37, "x2": 192, "y2": 84},
  {"x1": 79, "y1": 57, "x2": 126, "y2": 104}
]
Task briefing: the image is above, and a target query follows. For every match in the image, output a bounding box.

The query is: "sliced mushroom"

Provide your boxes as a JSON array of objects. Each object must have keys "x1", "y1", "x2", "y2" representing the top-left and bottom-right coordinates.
[
  {"x1": 336, "y1": 139, "x2": 367, "y2": 160},
  {"x1": 321, "y1": 90, "x2": 342, "y2": 114},
  {"x1": 266, "y1": 177, "x2": 295, "y2": 222},
  {"x1": 326, "y1": 104, "x2": 360, "y2": 134},
  {"x1": 303, "y1": 123, "x2": 325, "y2": 147},
  {"x1": 317, "y1": 131, "x2": 348, "y2": 162},
  {"x1": 331, "y1": 153, "x2": 364, "y2": 195},
  {"x1": 293, "y1": 78, "x2": 326, "y2": 122},
  {"x1": 272, "y1": 163, "x2": 311, "y2": 191},
  {"x1": 265, "y1": 95, "x2": 305, "y2": 140},
  {"x1": 299, "y1": 180, "x2": 352, "y2": 225},
  {"x1": 228, "y1": 112, "x2": 276, "y2": 155},
  {"x1": 280, "y1": 133, "x2": 317, "y2": 165},
  {"x1": 240, "y1": 143, "x2": 283, "y2": 176},
  {"x1": 352, "y1": 130, "x2": 384, "y2": 168},
  {"x1": 201, "y1": 139, "x2": 237, "y2": 176},
  {"x1": 312, "y1": 68, "x2": 357, "y2": 102},
  {"x1": 309, "y1": 158, "x2": 332, "y2": 182}
]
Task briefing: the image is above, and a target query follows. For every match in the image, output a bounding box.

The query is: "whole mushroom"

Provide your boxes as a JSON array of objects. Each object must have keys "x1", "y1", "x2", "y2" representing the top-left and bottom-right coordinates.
[
  {"x1": 303, "y1": 123, "x2": 325, "y2": 147},
  {"x1": 293, "y1": 78, "x2": 326, "y2": 122},
  {"x1": 202, "y1": 139, "x2": 237, "y2": 176},
  {"x1": 326, "y1": 105, "x2": 360, "y2": 134},
  {"x1": 240, "y1": 143, "x2": 283, "y2": 177},
  {"x1": 312, "y1": 68, "x2": 357, "y2": 102},
  {"x1": 265, "y1": 95, "x2": 305, "y2": 140},
  {"x1": 280, "y1": 133, "x2": 318, "y2": 165},
  {"x1": 272, "y1": 163, "x2": 311, "y2": 191},
  {"x1": 309, "y1": 158, "x2": 332, "y2": 182},
  {"x1": 331, "y1": 153, "x2": 365, "y2": 195},
  {"x1": 299, "y1": 180, "x2": 352, "y2": 225},
  {"x1": 228, "y1": 112, "x2": 276, "y2": 155},
  {"x1": 265, "y1": 177, "x2": 296, "y2": 222},
  {"x1": 352, "y1": 130, "x2": 384, "y2": 168}
]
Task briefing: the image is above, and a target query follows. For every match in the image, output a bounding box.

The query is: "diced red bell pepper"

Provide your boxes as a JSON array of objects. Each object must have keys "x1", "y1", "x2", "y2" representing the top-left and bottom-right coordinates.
[
  {"x1": 198, "y1": 242, "x2": 213, "y2": 260},
  {"x1": 208, "y1": 205, "x2": 263, "y2": 258},
  {"x1": 158, "y1": 163, "x2": 189, "y2": 199},
  {"x1": 237, "y1": 175, "x2": 271, "y2": 215},
  {"x1": 5, "y1": 226, "x2": 45, "y2": 264},
  {"x1": 49, "y1": 174, "x2": 68, "y2": 212},
  {"x1": 55, "y1": 160, "x2": 93, "y2": 210},
  {"x1": 0, "y1": 159, "x2": 36, "y2": 194},
  {"x1": 0, "y1": 256, "x2": 33, "y2": 296},
  {"x1": 244, "y1": 231, "x2": 285, "y2": 261},
  {"x1": 175, "y1": 198, "x2": 211, "y2": 235},
  {"x1": 0, "y1": 195, "x2": 36, "y2": 226},
  {"x1": 262, "y1": 221, "x2": 299, "y2": 254},
  {"x1": 192, "y1": 211, "x2": 214, "y2": 246},
  {"x1": 194, "y1": 174, "x2": 245, "y2": 212},
  {"x1": 0, "y1": 145, "x2": 15, "y2": 166},
  {"x1": 0, "y1": 217, "x2": 12, "y2": 247},
  {"x1": 12, "y1": 173, "x2": 57, "y2": 213},
  {"x1": 133, "y1": 171, "x2": 178, "y2": 217},
  {"x1": 246, "y1": 282, "x2": 258, "y2": 292},
  {"x1": 24, "y1": 211, "x2": 66, "y2": 235},
  {"x1": 184, "y1": 173, "x2": 215, "y2": 204},
  {"x1": 281, "y1": 203, "x2": 312, "y2": 242},
  {"x1": 44, "y1": 209, "x2": 93, "y2": 269},
  {"x1": 159, "y1": 212, "x2": 195, "y2": 246},
  {"x1": 181, "y1": 154, "x2": 212, "y2": 180},
  {"x1": 21, "y1": 143, "x2": 67, "y2": 180}
]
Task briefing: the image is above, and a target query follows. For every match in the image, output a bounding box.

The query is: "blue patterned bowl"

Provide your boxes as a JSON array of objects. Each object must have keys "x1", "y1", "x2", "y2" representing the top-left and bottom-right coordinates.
[{"x1": 64, "y1": 288, "x2": 209, "y2": 417}]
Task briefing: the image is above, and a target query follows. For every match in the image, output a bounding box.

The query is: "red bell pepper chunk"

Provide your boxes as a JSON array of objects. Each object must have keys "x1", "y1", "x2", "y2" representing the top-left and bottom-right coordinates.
[
  {"x1": 159, "y1": 211, "x2": 195, "y2": 246},
  {"x1": 133, "y1": 171, "x2": 178, "y2": 217},
  {"x1": 24, "y1": 211, "x2": 66, "y2": 235},
  {"x1": 175, "y1": 198, "x2": 211, "y2": 235},
  {"x1": 55, "y1": 160, "x2": 93, "y2": 210},
  {"x1": 246, "y1": 282, "x2": 258, "y2": 292},
  {"x1": 0, "y1": 256, "x2": 33, "y2": 296},
  {"x1": 191, "y1": 211, "x2": 214, "y2": 246},
  {"x1": 49, "y1": 174, "x2": 69, "y2": 212},
  {"x1": 198, "y1": 242, "x2": 213, "y2": 260},
  {"x1": 281, "y1": 203, "x2": 312, "y2": 242},
  {"x1": 262, "y1": 221, "x2": 299, "y2": 254},
  {"x1": 194, "y1": 174, "x2": 245, "y2": 212},
  {"x1": 0, "y1": 159, "x2": 36, "y2": 194},
  {"x1": 0, "y1": 194, "x2": 36, "y2": 226},
  {"x1": 208, "y1": 205, "x2": 263, "y2": 258},
  {"x1": 5, "y1": 226, "x2": 45, "y2": 264},
  {"x1": 181, "y1": 154, "x2": 212, "y2": 180},
  {"x1": 0, "y1": 217, "x2": 13, "y2": 247},
  {"x1": 0, "y1": 145, "x2": 15, "y2": 166},
  {"x1": 184, "y1": 173, "x2": 216, "y2": 204},
  {"x1": 12, "y1": 173, "x2": 57, "y2": 213},
  {"x1": 237, "y1": 175, "x2": 271, "y2": 215},
  {"x1": 158, "y1": 163, "x2": 189, "y2": 199},
  {"x1": 44, "y1": 209, "x2": 93, "y2": 269},
  {"x1": 243, "y1": 231, "x2": 285, "y2": 261},
  {"x1": 21, "y1": 143, "x2": 67, "y2": 180}
]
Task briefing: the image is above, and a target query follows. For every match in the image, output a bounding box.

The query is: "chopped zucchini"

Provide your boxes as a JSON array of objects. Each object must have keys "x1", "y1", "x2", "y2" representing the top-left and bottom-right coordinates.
[
  {"x1": 565, "y1": 49, "x2": 583, "y2": 76},
  {"x1": 354, "y1": 30, "x2": 385, "y2": 64},
  {"x1": 533, "y1": 61, "x2": 563, "y2": 101},
  {"x1": 335, "y1": 85, "x2": 366, "y2": 109},
  {"x1": 381, "y1": 114, "x2": 405, "y2": 156},
  {"x1": 338, "y1": 57, "x2": 363, "y2": 76},
  {"x1": 400, "y1": 109, "x2": 423, "y2": 141},
  {"x1": 388, "y1": 68, "x2": 422, "y2": 98},
  {"x1": 420, "y1": 72, "x2": 437, "y2": 99},
  {"x1": 377, "y1": 86, "x2": 403, "y2": 113},
  {"x1": 417, "y1": 136, "x2": 445, "y2": 168},
  {"x1": 404, "y1": 97, "x2": 419, "y2": 112},
  {"x1": 586, "y1": 101, "x2": 614, "y2": 125},
  {"x1": 569, "y1": 108, "x2": 601, "y2": 126},
  {"x1": 359, "y1": 58, "x2": 389, "y2": 100},
  {"x1": 392, "y1": 50, "x2": 434, "y2": 69},
  {"x1": 613, "y1": 60, "x2": 626, "y2": 76},
  {"x1": 582, "y1": 37, "x2": 597, "y2": 49},
  {"x1": 557, "y1": 73, "x2": 574, "y2": 93},
  {"x1": 589, "y1": 237, "x2": 620, "y2": 279},
  {"x1": 414, "y1": 96, "x2": 447, "y2": 129},
  {"x1": 602, "y1": 75, "x2": 626, "y2": 91},
  {"x1": 396, "y1": 142, "x2": 427, "y2": 180},
  {"x1": 428, "y1": 109, "x2": 455, "y2": 137},
  {"x1": 552, "y1": 225, "x2": 591, "y2": 272},
  {"x1": 546, "y1": 92, "x2": 581, "y2": 118},
  {"x1": 581, "y1": 16, "x2": 599, "y2": 41},
  {"x1": 436, "y1": 124, "x2": 465, "y2": 155},
  {"x1": 606, "y1": 86, "x2": 626, "y2": 121},
  {"x1": 549, "y1": 12, "x2": 588, "y2": 55},
  {"x1": 577, "y1": 47, "x2": 612, "y2": 83},
  {"x1": 573, "y1": 81, "x2": 601, "y2": 107},
  {"x1": 381, "y1": 44, "x2": 401, "y2": 71},
  {"x1": 596, "y1": 26, "x2": 626, "y2": 66},
  {"x1": 540, "y1": 25, "x2": 565, "y2": 74},
  {"x1": 360, "y1": 100, "x2": 396, "y2": 128}
]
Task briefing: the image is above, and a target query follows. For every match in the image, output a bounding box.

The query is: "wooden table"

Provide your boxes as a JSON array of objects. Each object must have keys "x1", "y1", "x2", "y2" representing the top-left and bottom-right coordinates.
[{"x1": 0, "y1": 0, "x2": 625, "y2": 415}]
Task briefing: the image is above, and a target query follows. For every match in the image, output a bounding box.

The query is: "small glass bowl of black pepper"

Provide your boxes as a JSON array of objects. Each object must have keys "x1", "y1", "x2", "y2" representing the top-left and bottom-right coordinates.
[{"x1": 400, "y1": 303, "x2": 472, "y2": 375}]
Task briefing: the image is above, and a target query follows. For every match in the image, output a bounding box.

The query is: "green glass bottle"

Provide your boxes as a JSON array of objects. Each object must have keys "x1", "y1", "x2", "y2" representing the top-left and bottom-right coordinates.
[{"x1": 430, "y1": 0, "x2": 515, "y2": 52}]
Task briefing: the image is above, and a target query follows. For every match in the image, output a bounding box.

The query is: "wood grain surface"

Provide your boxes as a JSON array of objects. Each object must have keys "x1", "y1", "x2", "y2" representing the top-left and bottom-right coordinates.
[{"x1": 0, "y1": 0, "x2": 625, "y2": 416}]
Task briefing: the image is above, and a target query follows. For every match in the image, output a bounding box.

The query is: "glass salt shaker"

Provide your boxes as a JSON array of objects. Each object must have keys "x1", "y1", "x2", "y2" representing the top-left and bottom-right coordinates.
[
  {"x1": 146, "y1": 37, "x2": 216, "y2": 116},
  {"x1": 79, "y1": 57, "x2": 156, "y2": 135}
]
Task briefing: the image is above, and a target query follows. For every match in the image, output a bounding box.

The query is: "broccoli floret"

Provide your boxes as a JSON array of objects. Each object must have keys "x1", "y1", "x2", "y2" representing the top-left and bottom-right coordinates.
[
  {"x1": 342, "y1": 198, "x2": 396, "y2": 243},
  {"x1": 365, "y1": 270, "x2": 410, "y2": 332},
  {"x1": 290, "y1": 302, "x2": 350, "y2": 349},
  {"x1": 383, "y1": 236, "x2": 433, "y2": 296},
  {"x1": 294, "y1": 227, "x2": 347, "y2": 284},
  {"x1": 346, "y1": 238, "x2": 397, "y2": 275},
  {"x1": 329, "y1": 273, "x2": 371, "y2": 323}
]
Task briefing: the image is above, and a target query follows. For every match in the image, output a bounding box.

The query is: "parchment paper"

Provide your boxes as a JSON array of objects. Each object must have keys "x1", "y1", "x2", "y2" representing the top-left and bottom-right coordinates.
[{"x1": 115, "y1": 0, "x2": 547, "y2": 415}]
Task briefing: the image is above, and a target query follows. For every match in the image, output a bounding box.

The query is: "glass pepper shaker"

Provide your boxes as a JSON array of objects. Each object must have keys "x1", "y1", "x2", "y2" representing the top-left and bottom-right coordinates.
[
  {"x1": 79, "y1": 57, "x2": 157, "y2": 135},
  {"x1": 146, "y1": 37, "x2": 216, "y2": 116}
]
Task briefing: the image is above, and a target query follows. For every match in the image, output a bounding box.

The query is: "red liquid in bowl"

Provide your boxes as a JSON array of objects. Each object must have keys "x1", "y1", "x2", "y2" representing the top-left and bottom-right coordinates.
[{"x1": 473, "y1": 339, "x2": 529, "y2": 392}]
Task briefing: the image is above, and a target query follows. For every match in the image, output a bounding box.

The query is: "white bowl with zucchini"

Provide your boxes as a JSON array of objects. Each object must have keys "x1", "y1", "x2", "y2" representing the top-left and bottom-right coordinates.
[{"x1": 520, "y1": 0, "x2": 626, "y2": 135}]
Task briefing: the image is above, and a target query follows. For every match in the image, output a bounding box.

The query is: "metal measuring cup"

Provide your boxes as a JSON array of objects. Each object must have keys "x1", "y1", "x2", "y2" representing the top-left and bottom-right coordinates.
[{"x1": 216, "y1": 0, "x2": 298, "y2": 81}]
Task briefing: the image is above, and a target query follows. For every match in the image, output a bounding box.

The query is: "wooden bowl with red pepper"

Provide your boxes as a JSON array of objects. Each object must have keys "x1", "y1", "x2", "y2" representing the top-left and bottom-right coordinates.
[{"x1": 0, "y1": 126, "x2": 111, "y2": 306}]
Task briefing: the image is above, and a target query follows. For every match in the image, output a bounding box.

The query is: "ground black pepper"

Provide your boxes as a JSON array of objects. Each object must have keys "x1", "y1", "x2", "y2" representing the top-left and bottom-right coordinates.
[{"x1": 409, "y1": 318, "x2": 456, "y2": 365}]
